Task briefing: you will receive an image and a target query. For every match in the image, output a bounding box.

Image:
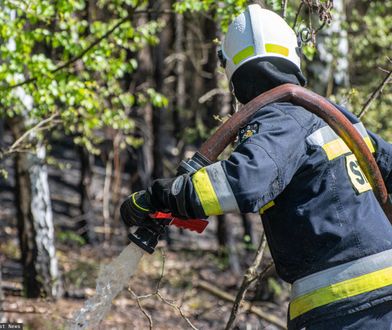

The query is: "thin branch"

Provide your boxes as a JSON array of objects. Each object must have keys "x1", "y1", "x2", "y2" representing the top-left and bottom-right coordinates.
[
  {"x1": 1, "y1": 112, "x2": 59, "y2": 158},
  {"x1": 129, "y1": 289, "x2": 153, "y2": 330},
  {"x1": 378, "y1": 67, "x2": 391, "y2": 74},
  {"x1": 358, "y1": 70, "x2": 392, "y2": 119},
  {"x1": 197, "y1": 278, "x2": 286, "y2": 329},
  {"x1": 314, "y1": 20, "x2": 326, "y2": 35},
  {"x1": 245, "y1": 261, "x2": 274, "y2": 314},
  {"x1": 128, "y1": 249, "x2": 198, "y2": 329},
  {"x1": 156, "y1": 292, "x2": 199, "y2": 330},
  {"x1": 224, "y1": 234, "x2": 267, "y2": 330},
  {"x1": 292, "y1": 2, "x2": 304, "y2": 29},
  {"x1": 198, "y1": 88, "x2": 228, "y2": 104}
]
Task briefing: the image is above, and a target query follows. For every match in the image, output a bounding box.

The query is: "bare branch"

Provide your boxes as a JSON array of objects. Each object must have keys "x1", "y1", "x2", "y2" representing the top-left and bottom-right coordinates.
[
  {"x1": 378, "y1": 67, "x2": 391, "y2": 74},
  {"x1": 292, "y1": 2, "x2": 304, "y2": 29},
  {"x1": 314, "y1": 20, "x2": 326, "y2": 35},
  {"x1": 129, "y1": 289, "x2": 153, "y2": 330},
  {"x1": 129, "y1": 249, "x2": 198, "y2": 329},
  {"x1": 156, "y1": 292, "x2": 199, "y2": 330},
  {"x1": 358, "y1": 70, "x2": 392, "y2": 119},
  {"x1": 224, "y1": 234, "x2": 267, "y2": 330},
  {"x1": 198, "y1": 88, "x2": 228, "y2": 104},
  {"x1": 196, "y1": 277, "x2": 286, "y2": 329},
  {"x1": 245, "y1": 261, "x2": 274, "y2": 314},
  {"x1": 0, "y1": 112, "x2": 59, "y2": 158}
]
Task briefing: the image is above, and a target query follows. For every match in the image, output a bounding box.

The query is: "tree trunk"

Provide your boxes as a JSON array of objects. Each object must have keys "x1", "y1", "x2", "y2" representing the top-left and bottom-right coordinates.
[
  {"x1": 149, "y1": 1, "x2": 171, "y2": 179},
  {"x1": 241, "y1": 213, "x2": 256, "y2": 249},
  {"x1": 0, "y1": 119, "x2": 4, "y2": 149},
  {"x1": 12, "y1": 118, "x2": 61, "y2": 298},
  {"x1": 306, "y1": 0, "x2": 349, "y2": 97},
  {"x1": 217, "y1": 215, "x2": 241, "y2": 275},
  {"x1": 77, "y1": 146, "x2": 96, "y2": 244},
  {"x1": 173, "y1": 11, "x2": 185, "y2": 145},
  {"x1": 103, "y1": 150, "x2": 113, "y2": 244},
  {"x1": 0, "y1": 263, "x2": 3, "y2": 321},
  {"x1": 202, "y1": 16, "x2": 220, "y2": 131}
]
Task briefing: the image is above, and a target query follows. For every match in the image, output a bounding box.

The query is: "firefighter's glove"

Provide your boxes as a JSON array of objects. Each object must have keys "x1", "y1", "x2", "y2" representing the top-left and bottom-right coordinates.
[
  {"x1": 120, "y1": 190, "x2": 154, "y2": 228},
  {"x1": 148, "y1": 175, "x2": 193, "y2": 219}
]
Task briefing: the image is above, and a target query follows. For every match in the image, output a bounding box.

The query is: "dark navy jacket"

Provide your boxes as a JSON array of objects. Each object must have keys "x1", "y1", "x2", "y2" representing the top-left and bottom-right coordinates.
[
  {"x1": 185, "y1": 101, "x2": 392, "y2": 329},
  {"x1": 222, "y1": 102, "x2": 392, "y2": 281}
]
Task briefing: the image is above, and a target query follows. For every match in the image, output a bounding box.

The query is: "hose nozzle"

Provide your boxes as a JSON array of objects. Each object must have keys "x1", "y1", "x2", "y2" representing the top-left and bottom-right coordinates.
[{"x1": 128, "y1": 224, "x2": 166, "y2": 254}]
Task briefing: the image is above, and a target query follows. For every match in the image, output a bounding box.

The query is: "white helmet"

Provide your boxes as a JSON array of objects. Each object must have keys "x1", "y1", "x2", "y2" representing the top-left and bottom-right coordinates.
[{"x1": 219, "y1": 5, "x2": 301, "y2": 82}]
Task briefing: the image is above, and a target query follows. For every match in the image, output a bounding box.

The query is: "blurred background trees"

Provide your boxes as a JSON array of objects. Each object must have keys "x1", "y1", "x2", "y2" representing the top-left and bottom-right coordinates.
[{"x1": 0, "y1": 0, "x2": 390, "y2": 327}]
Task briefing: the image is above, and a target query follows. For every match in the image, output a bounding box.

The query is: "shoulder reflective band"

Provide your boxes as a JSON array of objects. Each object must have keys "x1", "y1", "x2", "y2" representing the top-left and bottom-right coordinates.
[
  {"x1": 290, "y1": 249, "x2": 392, "y2": 320},
  {"x1": 192, "y1": 162, "x2": 240, "y2": 216},
  {"x1": 307, "y1": 123, "x2": 375, "y2": 160},
  {"x1": 353, "y1": 122, "x2": 375, "y2": 153}
]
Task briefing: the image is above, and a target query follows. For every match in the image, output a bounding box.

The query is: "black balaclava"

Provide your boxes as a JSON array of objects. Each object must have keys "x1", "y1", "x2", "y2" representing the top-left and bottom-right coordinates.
[{"x1": 231, "y1": 57, "x2": 306, "y2": 104}]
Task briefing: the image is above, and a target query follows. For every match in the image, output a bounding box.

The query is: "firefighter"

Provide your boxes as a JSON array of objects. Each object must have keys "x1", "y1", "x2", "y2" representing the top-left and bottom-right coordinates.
[{"x1": 121, "y1": 5, "x2": 392, "y2": 329}]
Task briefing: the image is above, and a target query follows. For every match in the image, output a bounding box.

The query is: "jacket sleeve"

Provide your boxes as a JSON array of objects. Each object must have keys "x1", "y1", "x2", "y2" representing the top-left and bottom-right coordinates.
[
  {"x1": 186, "y1": 105, "x2": 310, "y2": 216},
  {"x1": 367, "y1": 131, "x2": 392, "y2": 194}
]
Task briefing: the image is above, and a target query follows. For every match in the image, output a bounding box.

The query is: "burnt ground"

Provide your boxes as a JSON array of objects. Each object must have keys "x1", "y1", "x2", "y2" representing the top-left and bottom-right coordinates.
[{"x1": 0, "y1": 137, "x2": 289, "y2": 330}]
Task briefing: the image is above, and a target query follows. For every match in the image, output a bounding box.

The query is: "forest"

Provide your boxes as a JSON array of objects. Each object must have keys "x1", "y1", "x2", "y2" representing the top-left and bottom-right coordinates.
[{"x1": 0, "y1": 0, "x2": 391, "y2": 329}]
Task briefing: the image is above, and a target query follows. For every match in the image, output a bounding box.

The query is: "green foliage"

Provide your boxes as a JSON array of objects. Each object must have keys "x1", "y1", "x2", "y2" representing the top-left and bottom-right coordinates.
[
  {"x1": 173, "y1": 0, "x2": 248, "y2": 31},
  {"x1": 267, "y1": 277, "x2": 283, "y2": 296},
  {"x1": 0, "y1": 0, "x2": 389, "y2": 154},
  {"x1": 57, "y1": 230, "x2": 86, "y2": 246},
  {"x1": 346, "y1": 0, "x2": 392, "y2": 140},
  {"x1": 302, "y1": 44, "x2": 317, "y2": 61},
  {"x1": 0, "y1": 0, "x2": 166, "y2": 154}
]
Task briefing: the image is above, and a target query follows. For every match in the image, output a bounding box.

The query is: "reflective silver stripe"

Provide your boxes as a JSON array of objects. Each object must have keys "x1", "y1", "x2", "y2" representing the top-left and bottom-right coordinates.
[
  {"x1": 291, "y1": 249, "x2": 392, "y2": 299},
  {"x1": 354, "y1": 122, "x2": 367, "y2": 137},
  {"x1": 205, "y1": 162, "x2": 240, "y2": 213},
  {"x1": 306, "y1": 123, "x2": 371, "y2": 147},
  {"x1": 354, "y1": 122, "x2": 375, "y2": 153},
  {"x1": 307, "y1": 125, "x2": 338, "y2": 146}
]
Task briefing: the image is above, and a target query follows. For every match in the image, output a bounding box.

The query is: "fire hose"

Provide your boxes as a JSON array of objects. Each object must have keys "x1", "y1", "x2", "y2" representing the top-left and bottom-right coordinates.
[{"x1": 127, "y1": 83, "x2": 392, "y2": 254}]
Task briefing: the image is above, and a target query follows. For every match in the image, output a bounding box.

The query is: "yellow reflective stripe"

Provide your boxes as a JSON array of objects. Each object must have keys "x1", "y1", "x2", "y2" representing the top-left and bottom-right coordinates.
[
  {"x1": 308, "y1": 124, "x2": 375, "y2": 161},
  {"x1": 290, "y1": 266, "x2": 392, "y2": 320},
  {"x1": 322, "y1": 136, "x2": 374, "y2": 160},
  {"x1": 233, "y1": 46, "x2": 255, "y2": 65},
  {"x1": 363, "y1": 136, "x2": 375, "y2": 153},
  {"x1": 322, "y1": 138, "x2": 350, "y2": 160},
  {"x1": 265, "y1": 43, "x2": 289, "y2": 56},
  {"x1": 131, "y1": 193, "x2": 150, "y2": 212},
  {"x1": 259, "y1": 200, "x2": 275, "y2": 215},
  {"x1": 192, "y1": 168, "x2": 223, "y2": 215}
]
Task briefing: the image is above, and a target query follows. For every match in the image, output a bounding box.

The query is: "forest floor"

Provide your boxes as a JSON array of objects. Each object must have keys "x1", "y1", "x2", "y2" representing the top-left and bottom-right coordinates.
[
  {"x1": 1, "y1": 229, "x2": 289, "y2": 330},
  {"x1": 1, "y1": 211, "x2": 290, "y2": 330},
  {"x1": 0, "y1": 138, "x2": 289, "y2": 330}
]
